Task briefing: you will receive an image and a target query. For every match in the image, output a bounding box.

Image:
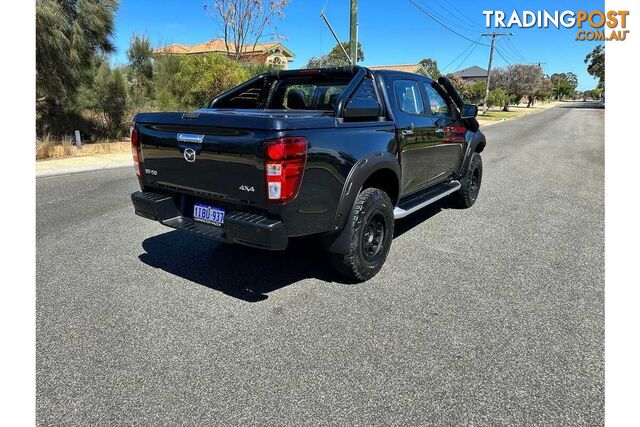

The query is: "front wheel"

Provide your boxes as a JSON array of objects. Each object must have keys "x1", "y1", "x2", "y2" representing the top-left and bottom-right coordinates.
[
  {"x1": 452, "y1": 152, "x2": 482, "y2": 208},
  {"x1": 329, "y1": 188, "x2": 394, "y2": 282}
]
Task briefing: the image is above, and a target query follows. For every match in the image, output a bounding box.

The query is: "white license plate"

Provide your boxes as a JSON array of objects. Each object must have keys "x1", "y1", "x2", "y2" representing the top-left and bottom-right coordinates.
[{"x1": 193, "y1": 203, "x2": 225, "y2": 226}]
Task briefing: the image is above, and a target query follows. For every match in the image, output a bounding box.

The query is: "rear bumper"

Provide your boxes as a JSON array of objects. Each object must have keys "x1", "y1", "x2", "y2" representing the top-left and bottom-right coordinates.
[{"x1": 131, "y1": 191, "x2": 288, "y2": 250}]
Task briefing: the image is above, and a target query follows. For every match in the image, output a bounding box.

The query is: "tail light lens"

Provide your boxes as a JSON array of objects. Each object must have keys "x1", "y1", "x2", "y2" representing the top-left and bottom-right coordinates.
[
  {"x1": 265, "y1": 136, "x2": 307, "y2": 202},
  {"x1": 131, "y1": 128, "x2": 141, "y2": 177}
]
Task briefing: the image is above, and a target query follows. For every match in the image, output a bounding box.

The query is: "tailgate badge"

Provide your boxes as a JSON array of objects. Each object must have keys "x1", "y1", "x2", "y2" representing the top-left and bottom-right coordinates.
[
  {"x1": 184, "y1": 148, "x2": 197, "y2": 163},
  {"x1": 177, "y1": 133, "x2": 205, "y2": 144}
]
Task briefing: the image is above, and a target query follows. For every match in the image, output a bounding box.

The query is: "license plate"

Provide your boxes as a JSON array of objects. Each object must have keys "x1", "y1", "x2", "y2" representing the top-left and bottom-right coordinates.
[{"x1": 193, "y1": 203, "x2": 225, "y2": 226}]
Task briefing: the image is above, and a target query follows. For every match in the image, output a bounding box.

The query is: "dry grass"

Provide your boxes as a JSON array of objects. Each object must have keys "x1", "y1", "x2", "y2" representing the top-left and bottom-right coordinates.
[{"x1": 36, "y1": 135, "x2": 130, "y2": 161}]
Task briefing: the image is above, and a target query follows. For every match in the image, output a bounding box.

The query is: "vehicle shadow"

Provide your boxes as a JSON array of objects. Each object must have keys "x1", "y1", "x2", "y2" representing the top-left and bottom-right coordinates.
[
  {"x1": 139, "y1": 231, "x2": 337, "y2": 302},
  {"x1": 138, "y1": 200, "x2": 449, "y2": 302}
]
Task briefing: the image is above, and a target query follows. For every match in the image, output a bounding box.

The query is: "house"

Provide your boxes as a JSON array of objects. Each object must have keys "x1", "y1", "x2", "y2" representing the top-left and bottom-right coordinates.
[
  {"x1": 368, "y1": 64, "x2": 428, "y2": 76},
  {"x1": 154, "y1": 38, "x2": 295, "y2": 69},
  {"x1": 452, "y1": 66, "x2": 488, "y2": 84}
]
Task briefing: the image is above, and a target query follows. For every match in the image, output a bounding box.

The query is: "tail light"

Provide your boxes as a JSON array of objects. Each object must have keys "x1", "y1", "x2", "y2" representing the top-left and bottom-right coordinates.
[
  {"x1": 265, "y1": 136, "x2": 307, "y2": 202},
  {"x1": 131, "y1": 127, "x2": 141, "y2": 177},
  {"x1": 443, "y1": 125, "x2": 467, "y2": 144}
]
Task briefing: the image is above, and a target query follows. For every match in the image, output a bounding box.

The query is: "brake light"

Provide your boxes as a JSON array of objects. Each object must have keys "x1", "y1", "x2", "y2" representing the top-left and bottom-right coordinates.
[
  {"x1": 131, "y1": 128, "x2": 141, "y2": 177},
  {"x1": 265, "y1": 136, "x2": 307, "y2": 202}
]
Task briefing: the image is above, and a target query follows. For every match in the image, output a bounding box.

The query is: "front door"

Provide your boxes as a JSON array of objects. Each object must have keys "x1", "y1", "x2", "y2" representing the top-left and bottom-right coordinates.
[{"x1": 422, "y1": 82, "x2": 466, "y2": 183}]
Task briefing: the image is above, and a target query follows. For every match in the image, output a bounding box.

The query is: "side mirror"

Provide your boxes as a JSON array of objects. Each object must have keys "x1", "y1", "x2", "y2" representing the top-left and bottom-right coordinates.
[
  {"x1": 461, "y1": 104, "x2": 478, "y2": 119},
  {"x1": 343, "y1": 97, "x2": 381, "y2": 119}
]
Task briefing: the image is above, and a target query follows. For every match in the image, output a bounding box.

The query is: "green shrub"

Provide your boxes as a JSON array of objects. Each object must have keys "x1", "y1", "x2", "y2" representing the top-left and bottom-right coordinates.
[
  {"x1": 486, "y1": 88, "x2": 509, "y2": 110},
  {"x1": 174, "y1": 54, "x2": 250, "y2": 109},
  {"x1": 466, "y1": 81, "x2": 486, "y2": 104}
]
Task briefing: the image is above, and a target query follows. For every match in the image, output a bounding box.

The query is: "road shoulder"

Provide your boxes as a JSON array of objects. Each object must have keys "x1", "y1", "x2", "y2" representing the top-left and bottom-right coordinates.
[{"x1": 36, "y1": 152, "x2": 132, "y2": 178}]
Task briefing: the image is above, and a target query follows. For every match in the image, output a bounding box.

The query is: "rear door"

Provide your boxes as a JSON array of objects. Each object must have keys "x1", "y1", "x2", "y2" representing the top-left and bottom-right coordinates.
[
  {"x1": 389, "y1": 78, "x2": 440, "y2": 196},
  {"x1": 421, "y1": 82, "x2": 466, "y2": 183}
]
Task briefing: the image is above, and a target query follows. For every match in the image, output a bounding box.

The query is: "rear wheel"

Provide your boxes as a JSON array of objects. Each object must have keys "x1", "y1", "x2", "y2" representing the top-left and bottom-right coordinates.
[
  {"x1": 329, "y1": 188, "x2": 394, "y2": 282},
  {"x1": 452, "y1": 152, "x2": 482, "y2": 208}
]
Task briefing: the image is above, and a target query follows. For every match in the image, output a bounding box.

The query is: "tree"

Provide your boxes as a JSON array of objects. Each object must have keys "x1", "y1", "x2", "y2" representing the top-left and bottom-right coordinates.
[
  {"x1": 491, "y1": 64, "x2": 543, "y2": 110},
  {"x1": 550, "y1": 73, "x2": 578, "y2": 101},
  {"x1": 204, "y1": 0, "x2": 289, "y2": 60},
  {"x1": 305, "y1": 42, "x2": 364, "y2": 68},
  {"x1": 126, "y1": 33, "x2": 154, "y2": 112},
  {"x1": 445, "y1": 73, "x2": 469, "y2": 95},
  {"x1": 565, "y1": 72, "x2": 578, "y2": 92},
  {"x1": 419, "y1": 58, "x2": 441, "y2": 79},
  {"x1": 36, "y1": 0, "x2": 119, "y2": 134},
  {"x1": 486, "y1": 88, "x2": 509, "y2": 110},
  {"x1": 175, "y1": 54, "x2": 250, "y2": 108},
  {"x1": 79, "y1": 61, "x2": 128, "y2": 138},
  {"x1": 584, "y1": 45, "x2": 604, "y2": 88},
  {"x1": 535, "y1": 76, "x2": 554, "y2": 103}
]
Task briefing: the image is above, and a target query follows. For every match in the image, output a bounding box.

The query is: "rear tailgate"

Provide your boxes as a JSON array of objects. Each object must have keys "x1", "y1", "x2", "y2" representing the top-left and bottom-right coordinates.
[{"x1": 135, "y1": 112, "x2": 267, "y2": 208}]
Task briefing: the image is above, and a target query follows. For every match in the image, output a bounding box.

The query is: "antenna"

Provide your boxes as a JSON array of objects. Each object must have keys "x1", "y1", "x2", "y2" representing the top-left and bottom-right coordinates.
[{"x1": 320, "y1": 11, "x2": 351, "y2": 63}]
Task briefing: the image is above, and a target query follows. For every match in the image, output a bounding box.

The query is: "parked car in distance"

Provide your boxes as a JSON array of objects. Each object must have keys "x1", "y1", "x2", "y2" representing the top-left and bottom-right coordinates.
[{"x1": 131, "y1": 66, "x2": 486, "y2": 281}]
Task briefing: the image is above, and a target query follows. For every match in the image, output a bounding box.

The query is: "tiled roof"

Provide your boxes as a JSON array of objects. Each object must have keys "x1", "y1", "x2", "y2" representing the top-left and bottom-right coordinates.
[
  {"x1": 368, "y1": 64, "x2": 425, "y2": 73},
  {"x1": 154, "y1": 39, "x2": 294, "y2": 57},
  {"x1": 453, "y1": 66, "x2": 488, "y2": 78}
]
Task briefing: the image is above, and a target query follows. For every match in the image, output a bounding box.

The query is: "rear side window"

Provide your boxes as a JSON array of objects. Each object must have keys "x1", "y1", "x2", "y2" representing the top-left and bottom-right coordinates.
[
  {"x1": 272, "y1": 80, "x2": 349, "y2": 110},
  {"x1": 394, "y1": 80, "x2": 425, "y2": 115},
  {"x1": 423, "y1": 83, "x2": 452, "y2": 117}
]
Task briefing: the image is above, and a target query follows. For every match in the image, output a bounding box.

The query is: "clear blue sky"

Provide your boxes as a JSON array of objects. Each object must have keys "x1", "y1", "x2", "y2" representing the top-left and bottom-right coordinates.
[{"x1": 112, "y1": 0, "x2": 604, "y2": 90}]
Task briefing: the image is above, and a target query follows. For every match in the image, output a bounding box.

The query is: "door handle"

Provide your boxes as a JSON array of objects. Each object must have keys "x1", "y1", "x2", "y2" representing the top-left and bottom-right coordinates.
[{"x1": 401, "y1": 123, "x2": 415, "y2": 137}]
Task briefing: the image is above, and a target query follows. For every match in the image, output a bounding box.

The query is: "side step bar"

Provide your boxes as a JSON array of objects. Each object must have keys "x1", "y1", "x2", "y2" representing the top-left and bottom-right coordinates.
[{"x1": 393, "y1": 180, "x2": 461, "y2": 219}]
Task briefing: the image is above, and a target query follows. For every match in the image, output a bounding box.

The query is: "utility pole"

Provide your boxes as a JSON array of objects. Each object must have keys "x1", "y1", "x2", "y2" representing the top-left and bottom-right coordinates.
[
  {"x1": 349, "y1": 0, "x2": 358, "y2": 65},
  {"x1": 481, "y1": 32, "x2": 511, "y2": 112}
]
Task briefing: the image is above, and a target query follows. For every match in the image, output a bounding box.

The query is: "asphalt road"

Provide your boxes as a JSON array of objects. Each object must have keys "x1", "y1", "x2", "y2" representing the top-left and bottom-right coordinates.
[{"x1": 37, "y1": 103, "x2": 604, "y2": 425}]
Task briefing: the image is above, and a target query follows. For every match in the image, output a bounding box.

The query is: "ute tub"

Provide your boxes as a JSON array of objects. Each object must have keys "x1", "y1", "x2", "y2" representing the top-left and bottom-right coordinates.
[{"x1": 131, "y1": 191, "x2": 288, "y2": 250}]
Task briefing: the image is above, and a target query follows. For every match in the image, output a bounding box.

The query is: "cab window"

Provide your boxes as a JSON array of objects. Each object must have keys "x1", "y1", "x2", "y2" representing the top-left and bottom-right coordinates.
[
  {"x1": 423, "y1": 83, "x2": 452, "y2": 117},
  {"x1": 394, "y1": 80, "x2": 425, "y2": 115}
]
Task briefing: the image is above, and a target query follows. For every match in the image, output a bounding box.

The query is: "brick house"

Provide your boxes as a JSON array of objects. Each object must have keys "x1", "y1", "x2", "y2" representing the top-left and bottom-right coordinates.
[
  {"x1": 154, "y1": 38, "x2": 295, "y2": 69},
  {"x1": 368, "y1": 64, "x2": 428, "y2": 75}
]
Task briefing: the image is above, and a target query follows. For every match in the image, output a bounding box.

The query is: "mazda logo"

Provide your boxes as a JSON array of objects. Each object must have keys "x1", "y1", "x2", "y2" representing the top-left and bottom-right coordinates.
[{"x1": 184, "y1": 148, "x2": 196, "y2": 163}]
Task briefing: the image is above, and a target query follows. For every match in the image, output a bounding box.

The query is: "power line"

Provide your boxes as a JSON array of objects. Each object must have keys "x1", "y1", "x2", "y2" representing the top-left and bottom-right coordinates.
[
  {"x1": 495, "y1": 40, "x2": 518, "y2": 64},
  {"x1": 441, "y1": 38, "x2": 479, "y2": 72},
  {"x1": 435, "y1": 0, "x2": 486, "y2": 31},
  {"x1": 503, "y1": 38, "x2": 529, "y2": 63},
  {"x1": 455, "y1": 40, "x2": 479, "y2": 71},
  {"x1": 494, "y1": 46, "x2": 513, "y2": 65},
  {"x1": 497, "y1": 38, "x2": 519, "y2": 62},
  {"x1": 414, "y1": 0, "x2": 483, "y2": 35},
  {"x1": 407, "y1": 0, "x2": 489, "y2": 47}
]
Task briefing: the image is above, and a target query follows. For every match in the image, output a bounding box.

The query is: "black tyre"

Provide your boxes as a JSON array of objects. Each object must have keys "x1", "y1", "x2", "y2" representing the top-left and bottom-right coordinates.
[
  {"x1": 452, "y1": 152, "x2": 482, "y2": 208},
  {"x1": 329, "y1": 188, "x2": 395, "y2": 282}
]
